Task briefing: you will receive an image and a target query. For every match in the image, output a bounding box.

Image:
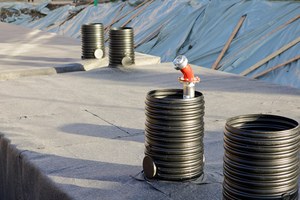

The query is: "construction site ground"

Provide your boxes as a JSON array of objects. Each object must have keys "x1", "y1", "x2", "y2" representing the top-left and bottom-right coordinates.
[{"x1": 0, "y1": 22, "x2": 300, "y2": 200}]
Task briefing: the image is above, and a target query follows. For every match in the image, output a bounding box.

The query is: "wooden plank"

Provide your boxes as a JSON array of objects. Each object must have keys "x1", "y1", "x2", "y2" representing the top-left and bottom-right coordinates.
[
  {"x1": 134, "y1": 23, "x2": 165, "y2": 48},
  {"x1": 217, "y1": 14, "x2": 300, "y2": 69},
  {"x1": 105, "y1": 0, "x2": 154, "y2": 42},
  {"x1": 104, "y1": 0, "x2": 150, "y2": 31},
  {"x1": 120, "y1": 0, "x2": 154, "y2": 28},
  {"x1": 239, "y1": 36, "x2": 300, "y2": 76},
  {"x1": 104, "y1": 2, "x2": 125, "y2": 35},
  {"x1": 134, "y1": 16, "x2": 174, "y2": 49},
  {"x1": 59, "y1": 1, "x2": 94, "y2": 27},
  {"x1": 211, "y1": 14, "x2": 247, "y2": 70},
  {"x1": 252, "y1": 54, "x2": 300, "y2": 79}
]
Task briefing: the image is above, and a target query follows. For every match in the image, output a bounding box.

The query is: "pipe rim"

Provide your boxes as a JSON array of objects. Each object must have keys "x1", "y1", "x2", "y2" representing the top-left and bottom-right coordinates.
[
  {"x1": 225, "y1": 114, "x2": 299, "y2": 134},
  {"x1": 110, "y1": 27, "x2": 133, "y2": 31},
  {"x1": 81, "y1": 23, "x2": 104, "y2": 26}
]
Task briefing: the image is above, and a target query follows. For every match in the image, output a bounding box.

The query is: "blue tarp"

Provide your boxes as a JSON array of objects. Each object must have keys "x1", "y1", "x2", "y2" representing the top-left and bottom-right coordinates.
[{"x1": 1, "y1": 0, "x2": 300, "y2": 88}]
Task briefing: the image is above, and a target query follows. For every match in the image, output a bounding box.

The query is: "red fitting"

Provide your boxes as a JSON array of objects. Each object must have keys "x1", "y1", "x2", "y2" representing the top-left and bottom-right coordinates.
[
  {"x1": 173, "y1": 55, "x2": 200, "y2": 83},
  {"x1": 179, "y1": 63, "x2": 197, "y2": 82}
]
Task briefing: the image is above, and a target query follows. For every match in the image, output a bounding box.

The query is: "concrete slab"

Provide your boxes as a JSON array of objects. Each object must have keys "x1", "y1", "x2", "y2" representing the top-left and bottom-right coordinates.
[
  {"x1": 0, "y1": 61, "x2": 299, "y2": 199},
  {"x1": 0, "y1": 22, "x2": 161, "y2": 80}
]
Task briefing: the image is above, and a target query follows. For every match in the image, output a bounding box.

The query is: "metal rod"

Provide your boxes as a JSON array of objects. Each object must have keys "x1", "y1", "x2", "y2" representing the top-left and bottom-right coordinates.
[{"x1": 183, "y1": 82, "x2": 195, "y2": 99}]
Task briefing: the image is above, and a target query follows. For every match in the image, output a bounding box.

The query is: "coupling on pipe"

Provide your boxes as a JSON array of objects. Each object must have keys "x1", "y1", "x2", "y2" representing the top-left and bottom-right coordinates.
[{"x1": 173, "y1": 55, "x2": 200, "y2": 99}]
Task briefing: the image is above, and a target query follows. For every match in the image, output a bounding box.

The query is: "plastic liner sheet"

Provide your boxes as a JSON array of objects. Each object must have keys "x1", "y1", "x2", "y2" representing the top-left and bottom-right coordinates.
[
  {"x1": 1, "y1": 0, "x2": 299, "y2": 88},
  {"x1": 133, "y1": 171, "x2": 223, "y2": 199}
]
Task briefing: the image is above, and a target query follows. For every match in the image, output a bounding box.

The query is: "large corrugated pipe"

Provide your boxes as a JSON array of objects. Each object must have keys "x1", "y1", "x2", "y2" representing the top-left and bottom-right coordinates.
[
  {"x1": 223, "y1": 114, "x2": 300, "y2": 200},
  {"x1": 143, "y1": 89, "x2": 205, "y2": 181},
  {"x1": 109, "y1": 27, "x2": 135, "y2": 67},
  {"x1": 81, "y1": 23, "x2": 105, "y2": 59}
]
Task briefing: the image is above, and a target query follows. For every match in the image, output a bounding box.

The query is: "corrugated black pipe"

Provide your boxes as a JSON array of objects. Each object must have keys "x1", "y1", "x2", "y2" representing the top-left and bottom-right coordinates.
[
  {"x1": 109, "y1": 27, "x2": 135, "y2": 67},
  {"x1": 223, "y1": 114, "x2": 300, "y2": 200},
  {"x1": 143, "y1": 89, "x2": 205, "y2": 181},
  {"x1": 81, "y1": 23, "x2": 105, "y2": 59}
]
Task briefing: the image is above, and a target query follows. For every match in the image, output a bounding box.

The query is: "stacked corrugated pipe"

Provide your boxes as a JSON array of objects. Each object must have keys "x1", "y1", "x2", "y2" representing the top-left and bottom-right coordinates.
[
  {"x1": 223, "y1": 114, "x2": 300, "y2": 199},
  {"x1": 81, "y1": 24, "x2": 135, "y2": 67},
  {"x1": 144, "y1": 89, "x2": 205, "y2": 180}
]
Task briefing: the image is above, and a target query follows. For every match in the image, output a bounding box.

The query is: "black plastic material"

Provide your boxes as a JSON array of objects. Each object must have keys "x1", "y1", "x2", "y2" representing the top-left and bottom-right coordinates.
[
  {"x1": 81, "y1": 23, "x2": 105, "y2": 59},
  {"x1": 143, "y1": 89, "x2": 205, "y2": 181},
  {"x1": 109, "y1": 27, "x2": 135, "y2": 66},
  {"x1": 223, "y1": 114, "x2": 300, "y2": 200}
]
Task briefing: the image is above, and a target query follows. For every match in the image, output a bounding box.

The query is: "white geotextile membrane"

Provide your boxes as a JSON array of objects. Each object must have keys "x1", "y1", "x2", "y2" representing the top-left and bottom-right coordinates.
[{"x1": 1, "y1": 0, "x2": 300, "y2": 88}]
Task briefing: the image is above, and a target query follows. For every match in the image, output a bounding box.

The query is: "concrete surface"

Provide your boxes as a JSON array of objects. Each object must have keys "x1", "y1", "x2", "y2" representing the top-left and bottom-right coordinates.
[
  {"x1": 1, "y1": 64, "x2": 300, "y2": 200},
  {"x1": 0, "y1": 22, "x2": 300, "y2": 200},
  {"x1": 0, "y1": 22, "x2": 161, "y2": 80}
]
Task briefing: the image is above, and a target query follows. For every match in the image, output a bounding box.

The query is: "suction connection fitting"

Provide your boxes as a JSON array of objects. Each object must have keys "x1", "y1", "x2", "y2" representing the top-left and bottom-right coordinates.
[{"x1": 173, "y1": 55, "x2": 200, "y2": 99}]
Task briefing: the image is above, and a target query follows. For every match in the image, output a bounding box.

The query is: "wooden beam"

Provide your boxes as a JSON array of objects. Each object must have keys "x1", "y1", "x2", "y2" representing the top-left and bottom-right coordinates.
[
  {"x1": 251, "y1": 54, "x2": 300, "y2": 79},
  {"x1": 211, "y1": 14, "x2": 247, "y2": 70},
  {"x1": 120, "y1": 0, "x2": 154, "y2": 28},
  {"x1": 59, "y1": 1, "x2": 94, "y2": 27},
  {"x1": 104, "y1": 2, "x2": 125, "y2": 35},
  {"x1": 105, "y1": 0, "x2": 154, "y2": 42},
  {"x1": 217, "y1": 14, "x2": 300, "y2": 69},
  {"x1": 104, "y1": 0, "x2": 150, "y2": 31},
  {"x1": 134, "y1": 23, "x2": 165, "y2": 48},
  {"x1": 239, "y1": 36, "x2": 300, "y2": 76}
]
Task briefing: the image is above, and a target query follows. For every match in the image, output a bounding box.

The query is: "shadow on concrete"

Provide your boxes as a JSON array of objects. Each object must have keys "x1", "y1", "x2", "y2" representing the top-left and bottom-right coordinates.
[
  {"x1": 59, "y1": 123, "x2": 145, "y2": 143},
  {"x1": 24, "y1": 150, "x2": 223, "y2": 200},
  {"x1": 24, "y1": 150, "x2": 172, "y2": 200}
]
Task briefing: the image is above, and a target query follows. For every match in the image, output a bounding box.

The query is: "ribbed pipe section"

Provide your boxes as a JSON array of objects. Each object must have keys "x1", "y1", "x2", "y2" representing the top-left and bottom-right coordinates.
[
  {"x1": 81, "y1": 23, "x2": 105, "y2": 59},
  {"x1": 109, "y1": 27, "x2": 134, "y2": 66},
  {"x1": 223, "y1": 114, "x2": 300, "y2": 200},
  {"x1": 143, "y1": 89, "x2": 205, "y2": 181}
]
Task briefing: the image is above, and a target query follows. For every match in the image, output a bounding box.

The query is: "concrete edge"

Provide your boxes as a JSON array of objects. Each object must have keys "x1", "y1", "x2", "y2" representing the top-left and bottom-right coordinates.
[
  {"x1": 0, "y1": 52, "x2": 161, "y2": 80},
  {"x1": 0, "y1": 134, "x2": 72, "y2": 200},
  {"x1": 0, "y1": 67, "x2": 57, "y2": 80}
]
